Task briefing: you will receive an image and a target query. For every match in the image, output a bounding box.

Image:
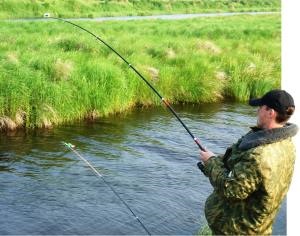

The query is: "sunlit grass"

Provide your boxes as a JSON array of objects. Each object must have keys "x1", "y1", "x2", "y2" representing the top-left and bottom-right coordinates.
[{"x1": 0, "y1": 14, "x2": 280, "y2": 130}]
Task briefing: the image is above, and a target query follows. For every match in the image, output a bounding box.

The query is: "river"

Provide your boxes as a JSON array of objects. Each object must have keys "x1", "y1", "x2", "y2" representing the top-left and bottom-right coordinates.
[
  {"x1": 4, "y1": 11, "x2": 279, "y2": 22},
  {"x1": 0, "y1": 103, "x2": 285, "y2": 235}
]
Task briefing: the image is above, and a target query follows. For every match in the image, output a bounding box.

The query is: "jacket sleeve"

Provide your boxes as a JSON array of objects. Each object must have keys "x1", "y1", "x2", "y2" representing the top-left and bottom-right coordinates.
[
  {"x1": 203, "y1": 151, "x2": 262, "y2": 200},
  {"x1": 198, "y1": 146, "x2": 232, "y2": 176}
]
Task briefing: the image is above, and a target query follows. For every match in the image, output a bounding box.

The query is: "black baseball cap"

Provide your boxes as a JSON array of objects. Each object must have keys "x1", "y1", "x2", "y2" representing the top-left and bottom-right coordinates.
[{"x1": 249, "y1": 89, "x2": 295, "y2": 115}]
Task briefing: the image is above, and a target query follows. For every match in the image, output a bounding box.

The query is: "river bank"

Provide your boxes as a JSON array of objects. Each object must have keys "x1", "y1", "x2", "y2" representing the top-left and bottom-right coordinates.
[
  {"x1": 0, "y1": 14, "x2": 280, "y2": 131},
  {"x1": 0, "y1": 0, "x2": 280, "y2": 19}
]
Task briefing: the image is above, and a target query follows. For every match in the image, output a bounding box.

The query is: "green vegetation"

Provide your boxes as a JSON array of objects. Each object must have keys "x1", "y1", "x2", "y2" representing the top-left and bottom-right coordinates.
[
  {"x1": 0, "y1": 14, "x2": 280, "y2": 130},
  {"x1": 0, "y1": 0, "x2": 280, "y2": 19},
  {"x1": 198, "y1": 224, "x2": 212, "y2": 235}
]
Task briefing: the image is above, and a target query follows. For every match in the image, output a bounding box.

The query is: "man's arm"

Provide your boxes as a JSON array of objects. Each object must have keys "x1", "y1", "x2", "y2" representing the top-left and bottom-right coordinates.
[{"x1": 200, "y1": 149, "x2": 262, "y2": 200}]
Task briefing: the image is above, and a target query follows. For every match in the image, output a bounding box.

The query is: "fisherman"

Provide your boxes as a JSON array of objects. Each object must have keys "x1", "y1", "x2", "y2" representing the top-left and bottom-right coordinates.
[{"x1": 198, "y1": 89, "x2": 298, "y2": 235}]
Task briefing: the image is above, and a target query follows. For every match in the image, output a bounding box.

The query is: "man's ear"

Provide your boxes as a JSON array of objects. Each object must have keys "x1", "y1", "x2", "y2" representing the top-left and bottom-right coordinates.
[{"x1": 269, "y1": 108, "x2": 277, "y2": 119}]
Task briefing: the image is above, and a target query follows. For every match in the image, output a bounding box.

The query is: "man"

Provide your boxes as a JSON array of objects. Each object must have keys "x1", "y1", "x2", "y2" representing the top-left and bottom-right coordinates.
[{"x1": 198, "y1": 89, "x2": 298, "y2": 235}]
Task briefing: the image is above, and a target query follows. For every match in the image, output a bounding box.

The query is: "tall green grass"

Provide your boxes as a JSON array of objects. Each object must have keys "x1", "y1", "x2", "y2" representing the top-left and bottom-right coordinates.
[
  {"x1": 0, "y1": 0, "x2": 281, "y2": 19},
  {"x1": 0, "y1": 14, "x2": 280, "y2": 130}
]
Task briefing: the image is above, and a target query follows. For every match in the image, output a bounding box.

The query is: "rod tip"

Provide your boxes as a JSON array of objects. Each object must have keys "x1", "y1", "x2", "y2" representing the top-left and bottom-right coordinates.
[
  {"x1": 62, "y1": 142, "x2": 76, "y2": 149},
  {"x1": 43, "y1": 13, "x2": 51, "y2": 18}
]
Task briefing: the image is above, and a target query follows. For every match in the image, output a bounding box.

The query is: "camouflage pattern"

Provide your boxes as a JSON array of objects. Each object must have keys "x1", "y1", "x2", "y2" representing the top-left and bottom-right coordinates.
[{"x1": 201, "y1": 123, "x2": 298, "y2": 235}]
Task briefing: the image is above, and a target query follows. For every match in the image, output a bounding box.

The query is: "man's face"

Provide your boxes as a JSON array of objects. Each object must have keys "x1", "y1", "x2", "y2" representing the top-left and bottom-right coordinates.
[{"x1": 256, "y1": 105, "x2": 270, "y2": 128}]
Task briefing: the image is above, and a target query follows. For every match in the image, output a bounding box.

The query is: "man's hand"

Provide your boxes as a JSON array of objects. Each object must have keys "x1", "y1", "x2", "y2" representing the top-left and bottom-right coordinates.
[{"x1": 199, "y1": 149, "x2": 216, "y2": 164}]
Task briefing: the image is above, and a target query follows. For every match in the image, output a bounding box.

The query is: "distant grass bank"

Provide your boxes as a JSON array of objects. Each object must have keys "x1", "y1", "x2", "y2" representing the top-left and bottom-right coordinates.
[
  {"x1": 0, "y1": 14, "x2": 280, "y2": 131},
  {"x1": 0, "y1": 0, "x2": 281, "y2": 19}
]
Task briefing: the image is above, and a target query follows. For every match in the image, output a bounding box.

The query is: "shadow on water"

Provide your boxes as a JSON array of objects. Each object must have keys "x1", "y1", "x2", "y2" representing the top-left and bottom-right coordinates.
[{"x1": 0, "y1": 103, "x2": 286, "y2": 235}]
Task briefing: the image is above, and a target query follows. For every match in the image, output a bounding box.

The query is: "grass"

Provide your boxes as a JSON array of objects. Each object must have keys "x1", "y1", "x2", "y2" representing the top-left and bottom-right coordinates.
[
  {"x1": 0, "y1": 14, "x2": 281, "y2": 130},
  {"x1": 197, "y1": 224, "x2": 212, "y2": 235},
  {"x1": 0, "y1": 0, "x2": 281, "y2": 19}
]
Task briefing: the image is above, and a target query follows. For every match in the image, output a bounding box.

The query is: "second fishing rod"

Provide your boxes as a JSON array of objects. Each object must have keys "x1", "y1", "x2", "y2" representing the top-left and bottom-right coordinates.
[
  {"x1": 49, "y1": 16, "x2": 206, "y2": 153},
  {"x1": 49, "y1": 16, "x2": 207, "y2": 235}
]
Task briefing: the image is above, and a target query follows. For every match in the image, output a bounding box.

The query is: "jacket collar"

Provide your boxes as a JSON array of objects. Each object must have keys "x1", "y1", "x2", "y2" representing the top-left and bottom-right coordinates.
[{"x1": 238, "y1": 123, "x2": 298, "y2": 151}]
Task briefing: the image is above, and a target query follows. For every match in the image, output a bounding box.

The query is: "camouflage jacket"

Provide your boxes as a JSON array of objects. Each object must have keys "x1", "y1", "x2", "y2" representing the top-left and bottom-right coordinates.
[{"x1": 201, "y1": 123, "x2": 298, "y2": 235}]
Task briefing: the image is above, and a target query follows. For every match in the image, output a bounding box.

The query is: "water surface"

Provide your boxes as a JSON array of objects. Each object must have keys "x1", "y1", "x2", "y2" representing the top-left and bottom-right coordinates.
[
  {"x1": 4, "y1": 11, "x2": 279, "y2": 22},
  {"x1": 0, "y1": 103, "x2": 286, "y2": 235}
]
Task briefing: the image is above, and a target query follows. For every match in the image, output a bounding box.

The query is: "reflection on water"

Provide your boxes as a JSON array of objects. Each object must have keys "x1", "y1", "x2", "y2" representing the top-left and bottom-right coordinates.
[{"x1": 0, "y1": 103, "x2": 285, "y2": 234}]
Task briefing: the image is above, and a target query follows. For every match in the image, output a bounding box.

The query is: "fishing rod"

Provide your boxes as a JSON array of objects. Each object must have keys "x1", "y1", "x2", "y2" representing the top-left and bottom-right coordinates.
[
  {"x1": 48, "y1": 16, "x2": 206, "y2": 152},
  {"x1": 62, "y1": 142, "x2": 151, "y2": 235}
]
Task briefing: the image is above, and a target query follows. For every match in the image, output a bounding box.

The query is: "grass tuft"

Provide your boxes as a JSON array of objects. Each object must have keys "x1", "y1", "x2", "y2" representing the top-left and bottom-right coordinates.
[{"x1": 53, "y1": 59, "x2": 74, "y2": 81}]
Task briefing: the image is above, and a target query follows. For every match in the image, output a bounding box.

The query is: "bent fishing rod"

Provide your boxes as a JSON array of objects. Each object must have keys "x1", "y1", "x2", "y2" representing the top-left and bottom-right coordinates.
[
  {"x1": 63, "y1": 142, "x2": 151, "y2": 235},
  {"x1": 49, "y1": 16, "x2": 206, "y2": 152}
]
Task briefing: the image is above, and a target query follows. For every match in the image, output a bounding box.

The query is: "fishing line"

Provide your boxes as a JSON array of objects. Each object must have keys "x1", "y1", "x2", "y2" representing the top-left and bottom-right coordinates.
[
  {"x1": 48, "y1": 16, "x2": 206, "y2": 152},
  {"x1": 62, "y1": 142, "x2": 151, "y2": 235}
]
